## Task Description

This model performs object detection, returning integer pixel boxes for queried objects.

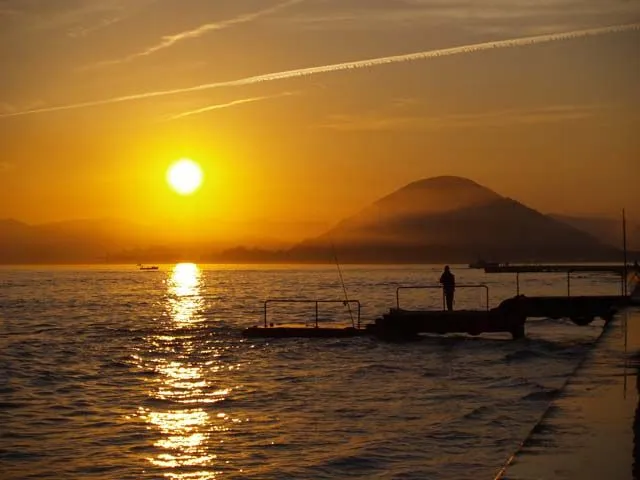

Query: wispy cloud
[0,161,14,172]
[68,15,126,38]
[320,105,607,131]
[0,99,45,115]
[0,5,20,18]
[91,0,304,68]
[167,92,296,120]
[0,102,16,114]
[1,23,638,119]
[1,0,152,32]
[284,0,640,33]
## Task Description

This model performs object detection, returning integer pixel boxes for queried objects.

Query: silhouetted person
[439,265,455,311]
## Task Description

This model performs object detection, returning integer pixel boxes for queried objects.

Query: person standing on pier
[439,265,456,311]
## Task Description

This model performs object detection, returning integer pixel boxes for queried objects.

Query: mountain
[550,214,640,252]
[0,218,157,264]
[288,176,620,263]
[0,217,310,264]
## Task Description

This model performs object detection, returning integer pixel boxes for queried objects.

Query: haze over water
[0,264,627,479]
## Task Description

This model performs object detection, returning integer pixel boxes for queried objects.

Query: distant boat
[468,259,502,269]
[137,264,159,271]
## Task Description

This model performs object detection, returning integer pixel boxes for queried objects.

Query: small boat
[137,264,159,271]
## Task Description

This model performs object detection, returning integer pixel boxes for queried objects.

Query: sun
[166,159,203,195]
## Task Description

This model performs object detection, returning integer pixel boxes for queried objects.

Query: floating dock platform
[242,325,367,338]
[243,299,367,339]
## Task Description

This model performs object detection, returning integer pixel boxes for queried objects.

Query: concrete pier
[484,264,637,274]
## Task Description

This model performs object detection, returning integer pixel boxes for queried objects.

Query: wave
[503,349,550,362]
[521,388,561,402]
[463,405,492,420]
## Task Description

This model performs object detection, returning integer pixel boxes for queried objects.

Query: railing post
[484,285,489,311]
[396,284,490,312]
[264,301,268,327]
[357,301,361,329]
[516,272,520,296]
[315,301,319,328]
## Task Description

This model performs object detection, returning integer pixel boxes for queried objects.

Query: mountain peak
[406,176,484,189]
[368,175,502,217]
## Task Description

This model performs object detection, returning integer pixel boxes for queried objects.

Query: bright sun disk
[167,159,203,195]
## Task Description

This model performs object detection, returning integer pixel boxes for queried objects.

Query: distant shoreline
[1,259,638,267]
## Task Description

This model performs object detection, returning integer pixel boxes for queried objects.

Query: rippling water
[0,264,625,479]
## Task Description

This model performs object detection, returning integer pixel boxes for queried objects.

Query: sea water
[0,264,627,479]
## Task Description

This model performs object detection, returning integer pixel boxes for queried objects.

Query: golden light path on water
[138,263,230,479]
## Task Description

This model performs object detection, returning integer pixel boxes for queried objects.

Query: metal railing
[396,284,490,311]
[263,299,361,328]
[513,270,615,297]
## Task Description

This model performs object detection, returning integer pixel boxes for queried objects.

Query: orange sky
[0,1,639,241]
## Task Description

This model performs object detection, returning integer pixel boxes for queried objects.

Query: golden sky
[0,0,639,240]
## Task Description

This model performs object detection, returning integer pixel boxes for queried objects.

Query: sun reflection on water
[139,263,228,479]
[168,263,204,326]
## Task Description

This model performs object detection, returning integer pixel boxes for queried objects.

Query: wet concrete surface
[498,308,640,480]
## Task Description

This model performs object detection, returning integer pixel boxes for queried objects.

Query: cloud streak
[93,0,304,67]
[0,161,14,172]
[2,22,638,119]
[320,104,607,131]
[167,92,296,120]
[3,0,157,33]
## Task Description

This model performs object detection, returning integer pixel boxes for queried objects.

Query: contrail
[3,23,638,118]
[91,0,304,67]
[166,91,295,120]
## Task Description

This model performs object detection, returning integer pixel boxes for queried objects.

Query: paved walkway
[497,307,640,480]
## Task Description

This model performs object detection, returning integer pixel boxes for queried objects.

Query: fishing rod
[622,208,628,297]
[329,238,355,328]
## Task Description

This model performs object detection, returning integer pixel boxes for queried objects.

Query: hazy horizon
[2,174,638,249]
[2,174,639,265]
[2,173,639,227]
[1,1,639,240]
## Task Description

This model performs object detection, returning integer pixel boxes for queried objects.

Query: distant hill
[0,218,158,264]
[550,214,640,252]
[287,176,620,263]
[0,217,309,264]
